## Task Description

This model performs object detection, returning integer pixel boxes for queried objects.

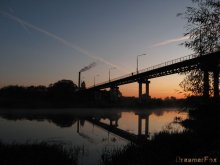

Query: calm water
[0,107,187,165]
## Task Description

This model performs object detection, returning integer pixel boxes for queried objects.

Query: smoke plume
[80,62,96,72]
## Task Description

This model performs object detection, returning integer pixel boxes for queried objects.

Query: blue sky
[0,0,194,97]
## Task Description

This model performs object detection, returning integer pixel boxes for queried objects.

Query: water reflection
[0,108,187,165]
[136,112,150,137]
[0,108,187,141]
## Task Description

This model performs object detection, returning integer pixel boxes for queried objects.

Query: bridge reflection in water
[76,112,151,144]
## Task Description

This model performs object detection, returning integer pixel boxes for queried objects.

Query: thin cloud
[152,36,189,47]
[0,10,129,73]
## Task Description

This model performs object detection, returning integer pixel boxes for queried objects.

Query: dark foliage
[178,0,220,96]
[0,80,80,107]
[0,142,79,165]
[101,101,220,165]
[0,79,125,108]
[48,80,77,101]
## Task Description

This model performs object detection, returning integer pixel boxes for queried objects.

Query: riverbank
[0,96,185,109]
[0,142,79,165]
[100,101,220,165]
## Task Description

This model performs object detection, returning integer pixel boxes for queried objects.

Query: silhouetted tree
[48,79,78,101]
[178,0,220,96]
[0,85,26,98]
[26,85,47,98]
[0,85,48,99]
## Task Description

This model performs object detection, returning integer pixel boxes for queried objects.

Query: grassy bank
[101,102,220,165]
[101,131,220,165]
[0,142,79,165]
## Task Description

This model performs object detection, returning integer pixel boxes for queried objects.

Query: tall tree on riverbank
[178,0,220,96]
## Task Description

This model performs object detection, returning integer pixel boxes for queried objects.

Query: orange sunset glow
[120,74,185,98]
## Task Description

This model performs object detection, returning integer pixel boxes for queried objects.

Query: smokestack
[78,72,81,89]
[78,62,96,89]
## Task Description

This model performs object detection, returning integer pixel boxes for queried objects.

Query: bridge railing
[139,53,198,73]
[88,53,198,88]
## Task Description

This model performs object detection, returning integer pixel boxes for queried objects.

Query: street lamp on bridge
[137,54,147,74]
[109,67,116,82]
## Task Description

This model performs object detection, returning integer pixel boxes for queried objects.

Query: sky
[0,0,194,98]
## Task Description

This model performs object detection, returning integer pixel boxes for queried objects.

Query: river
[0,107,188,165]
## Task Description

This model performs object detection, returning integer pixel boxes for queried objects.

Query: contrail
[0,10,128,73]
[80,62,96,72]
[6,7,30,34]
[151,36,189,47]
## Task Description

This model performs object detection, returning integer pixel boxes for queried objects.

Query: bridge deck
[88,51,220,90]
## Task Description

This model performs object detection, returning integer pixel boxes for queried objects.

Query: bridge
[88,51,220,101]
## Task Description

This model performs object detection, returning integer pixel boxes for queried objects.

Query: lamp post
[94,74,99,86]
[109,67,116,82]
[137,54,146,74]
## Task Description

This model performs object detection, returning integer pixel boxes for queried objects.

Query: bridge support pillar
[145,115,149,136]
[213,70,219,98]
[138,115,142,135]
[137,114,149,137]
[138,81,143,103]
[145,80,150,100]
[203,70,209,98]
